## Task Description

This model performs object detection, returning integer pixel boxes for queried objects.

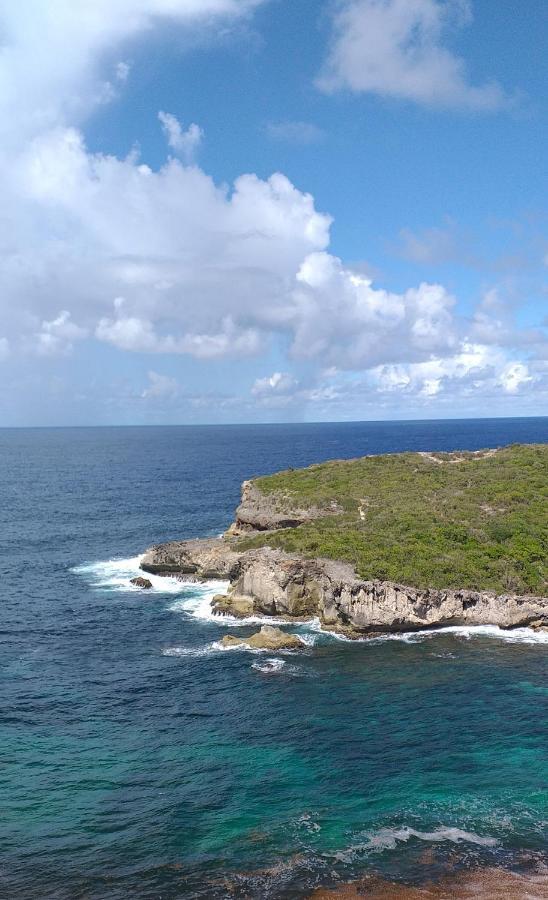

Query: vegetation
[237,444,548,595]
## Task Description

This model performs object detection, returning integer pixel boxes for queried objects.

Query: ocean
[1,418,547,898]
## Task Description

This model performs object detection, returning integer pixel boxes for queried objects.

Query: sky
[0,0,547,426]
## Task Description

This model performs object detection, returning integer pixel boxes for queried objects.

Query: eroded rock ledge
[140,538,548,635]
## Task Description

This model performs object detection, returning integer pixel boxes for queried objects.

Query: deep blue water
[1,418,547,898]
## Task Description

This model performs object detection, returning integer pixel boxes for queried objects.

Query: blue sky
[0,0,546,425]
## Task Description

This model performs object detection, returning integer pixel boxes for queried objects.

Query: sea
[1,417,547,899]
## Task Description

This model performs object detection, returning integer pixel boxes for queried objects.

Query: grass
[236,444,548,595]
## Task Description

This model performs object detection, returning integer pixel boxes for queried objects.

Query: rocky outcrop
[231,547,548,633]
[229,478,342,535]
[130,576,152,589]
[140,537,241,579]
[221,625,304,651]
[211,593,254,618]
[140,537,548,635]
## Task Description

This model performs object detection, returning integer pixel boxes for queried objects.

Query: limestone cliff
[141,539,548,635]
[140,447,548,635]
[228,478,342,534]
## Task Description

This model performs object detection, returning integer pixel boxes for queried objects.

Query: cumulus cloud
[318,0,512,111]
[0,0,264,144]
[158,111,203,161]
[370,342,535,398]
[34,311,87,357]
[0,0,543,421]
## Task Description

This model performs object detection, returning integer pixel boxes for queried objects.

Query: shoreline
[139,447,547,638]
[140,536,548,638]
[308,865,548,899]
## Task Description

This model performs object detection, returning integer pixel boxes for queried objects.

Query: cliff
[140,443,548,635]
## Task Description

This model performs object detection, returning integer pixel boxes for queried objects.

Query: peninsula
[141,443,548,636]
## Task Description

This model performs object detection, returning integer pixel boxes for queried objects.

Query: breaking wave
[72,555,190,595]
[333,824,499,861]
[368,624,548,646]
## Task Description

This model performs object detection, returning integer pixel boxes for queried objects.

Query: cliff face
[140,448,548,634]
[228,478,341,535]
[141,539,548,634]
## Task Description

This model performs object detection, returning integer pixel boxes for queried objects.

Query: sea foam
[73,555,188,594]
[334,824,499,861]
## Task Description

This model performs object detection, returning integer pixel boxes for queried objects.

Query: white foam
[251,657,287,673]
[368,624,548,646]
[162,644,221,658]
[334,825,499,861]
[73,554,193,595]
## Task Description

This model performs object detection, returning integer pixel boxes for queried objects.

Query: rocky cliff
[141,538,548,635]
[227,478,341,535]
[140,448,548,635]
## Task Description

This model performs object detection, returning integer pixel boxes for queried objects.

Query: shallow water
[1,419,547,898]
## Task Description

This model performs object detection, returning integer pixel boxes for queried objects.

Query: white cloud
[291,251,458,366]
[158,111,203,161]
[34,310,87,356]
[498,361,533,394]
[370,342,535,398]
[252,371,298,395]
[141,370,180,399]
[0,1,264,145]
[266,120,325,144]
[0,0,544,421]
[318,0,511,111]
[0,338,10,361]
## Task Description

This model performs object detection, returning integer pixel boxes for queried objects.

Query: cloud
[318,0,512,111]
[158,111,203,161]
[0,0,544,424]
[290,251,458,367]
[141,370,181,399]
[266,120,325,145]
[0,338,10,361]
[370,342,535,398]
[0,0,264,145]
[34,310,87,356]
[252,371,298,395]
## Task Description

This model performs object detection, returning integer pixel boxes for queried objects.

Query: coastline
[139,447,548,638]
[140,537,548,638]
[309,866,548,898]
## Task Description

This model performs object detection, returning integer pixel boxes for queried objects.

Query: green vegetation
[237,444,548,595]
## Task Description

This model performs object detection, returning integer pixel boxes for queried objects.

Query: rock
[130,576,152,589]
[230,547,548,635]
[139,473,548,635]
[220,625,304,651]
[140,537,242,578]
[211,594,255,618]
[230,478,342,535]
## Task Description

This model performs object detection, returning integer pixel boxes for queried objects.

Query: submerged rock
[221,625,304,651]
[130,576,152,589]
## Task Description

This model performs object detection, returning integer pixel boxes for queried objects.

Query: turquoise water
[1,420,547,897]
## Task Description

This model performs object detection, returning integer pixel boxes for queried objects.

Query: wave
[251,657,309,676]
[72,555,194,595]
[162,643,222,658]
[333,824,499,861]
[368,624,548,646]
[251,657,287,673]
[73,557,547,648]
